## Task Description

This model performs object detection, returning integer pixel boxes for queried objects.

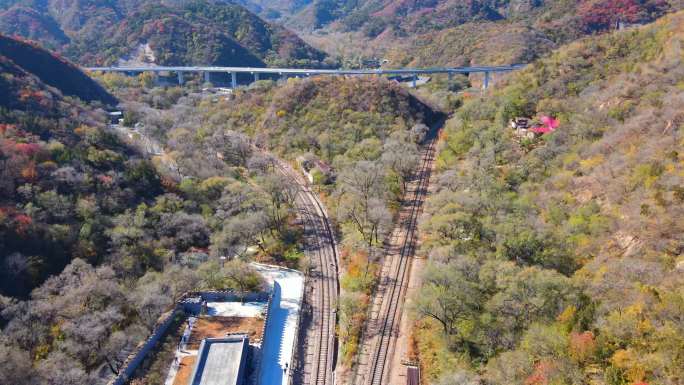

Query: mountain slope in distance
[286,0,676,68]
[0,33,116,106]
[415,9,684,383]
[0,0,327,67]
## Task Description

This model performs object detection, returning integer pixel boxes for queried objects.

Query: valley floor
[161,264,303,385]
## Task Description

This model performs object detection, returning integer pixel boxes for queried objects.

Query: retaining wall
[180,290,270,315]
[286,280,306,385]
[197,290,269,303]
[107,308,182,385]
[256,282,278,385]
[107,289,271,385]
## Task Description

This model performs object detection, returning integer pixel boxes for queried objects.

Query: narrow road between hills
[276,162,339,385]
[351,118,443,385]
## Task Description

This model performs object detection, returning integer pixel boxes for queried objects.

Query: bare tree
[60,307,124,368]
[129,275,174,331]
[413,261,482,339]
[260,172,297,236]
[101,328,144,375]
[37,351,89,385]
[158,212,210,252]
[337,160,390,247]
[210,213,268,259]
[381,134,420,194]
[210,129,253,167]
[223,259,266,297]
[215,181,264,219]
[0,344,37,385]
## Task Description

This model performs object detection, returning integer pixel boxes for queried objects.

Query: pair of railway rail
[355,130,439,385]
[277,164,339,385]
[280,121,438,385]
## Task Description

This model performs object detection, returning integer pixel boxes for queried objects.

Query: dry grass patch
[172,356,196,385]
[187,316,264,349]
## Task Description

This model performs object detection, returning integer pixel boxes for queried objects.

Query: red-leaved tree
[578,0,669,31]
[525,360,558,385]
[569,331,596,362]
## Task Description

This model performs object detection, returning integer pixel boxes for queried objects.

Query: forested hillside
[0,0,327,67]
[0,34,116,105]
[106,75,442,364]
[305,0,670,35]
[384,0,677,67]
[0,35,305,384]
[290,0,678,69]
[413,10,684,384]
[115,76,437,167]
[233,0,313,22]
[2,2,682,384]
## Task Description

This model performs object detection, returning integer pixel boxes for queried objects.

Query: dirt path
[388,254,426,384]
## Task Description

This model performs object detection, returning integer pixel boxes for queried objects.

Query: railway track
[353,128,439,385]
[277,162,338,385]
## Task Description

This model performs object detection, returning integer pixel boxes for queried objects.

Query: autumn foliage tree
[413,10,684,385]
[577,0,669,31]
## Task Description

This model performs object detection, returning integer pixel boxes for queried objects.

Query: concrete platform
[189,335,249,385]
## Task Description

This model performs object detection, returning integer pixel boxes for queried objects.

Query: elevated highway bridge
[86,64,525,89]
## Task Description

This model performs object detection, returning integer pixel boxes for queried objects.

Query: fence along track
[277,162,338,385]
[360,133,437,385]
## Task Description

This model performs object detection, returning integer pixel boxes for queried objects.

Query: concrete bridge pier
[85,65,525,90]
[204,71,211,84]
[448,72,453,87]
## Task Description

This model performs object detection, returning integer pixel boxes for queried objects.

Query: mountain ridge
[0,33,116,106]
[0,0,328,67]
[284,0,677,69]
[413,10,684,383]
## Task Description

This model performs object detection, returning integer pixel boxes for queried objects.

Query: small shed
[108,111,123,125]
[297,155,334,184]
[406,365,420,385]
[510,117,530,130]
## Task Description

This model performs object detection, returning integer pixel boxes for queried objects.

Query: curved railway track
[277,163,338,385]
[354,125,440,385]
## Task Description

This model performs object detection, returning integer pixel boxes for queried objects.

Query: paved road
[87,64,525,76]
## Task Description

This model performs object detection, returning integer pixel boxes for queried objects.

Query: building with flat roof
[189,335,249,385]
